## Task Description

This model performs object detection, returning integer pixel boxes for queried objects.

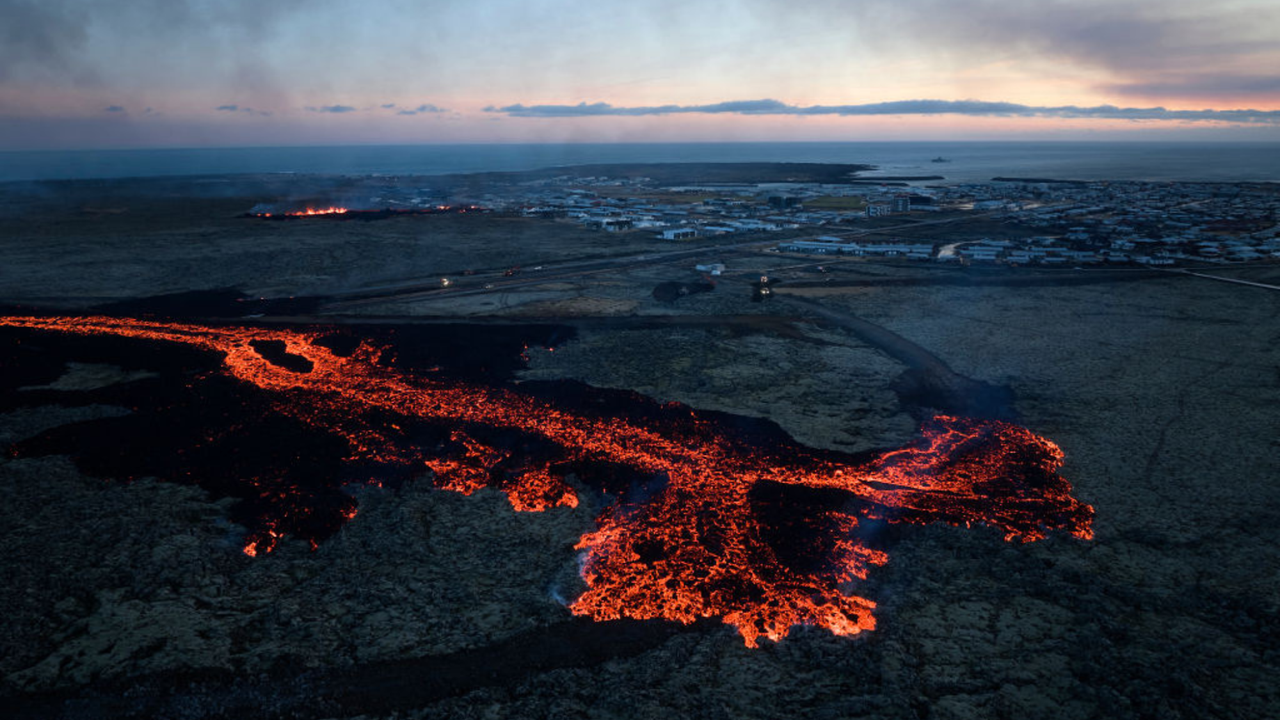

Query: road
[1159,267,1280,291]
[321,209,1035,311]
[320,237,777,311]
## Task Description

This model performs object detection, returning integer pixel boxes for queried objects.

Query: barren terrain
[1,174,1277,719]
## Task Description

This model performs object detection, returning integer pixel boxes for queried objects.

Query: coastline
[4,141,1280,184]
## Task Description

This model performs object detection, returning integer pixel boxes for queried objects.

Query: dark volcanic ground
[1,176,1278,719]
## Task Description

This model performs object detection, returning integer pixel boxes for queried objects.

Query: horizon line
[6,137,1280,154]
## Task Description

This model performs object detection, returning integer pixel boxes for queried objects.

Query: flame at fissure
[0,315,1093,646]
[276,206,349,217]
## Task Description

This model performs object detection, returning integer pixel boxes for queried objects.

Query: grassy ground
[802,195,868,211]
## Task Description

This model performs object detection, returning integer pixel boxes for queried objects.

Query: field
[801,195,869,210]
[2,172,1278,720]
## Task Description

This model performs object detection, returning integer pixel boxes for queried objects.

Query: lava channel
[0,314,1094,646]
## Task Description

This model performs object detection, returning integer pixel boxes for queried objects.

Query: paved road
[1159,268,1280,291]
[322,209,1044,311]
[320,237,778,310]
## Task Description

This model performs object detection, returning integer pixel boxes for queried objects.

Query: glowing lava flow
[256,206,350,218]
[0,315,1094,646]
[289,206,348,216]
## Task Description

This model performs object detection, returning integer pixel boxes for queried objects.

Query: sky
[1,0,1278,149]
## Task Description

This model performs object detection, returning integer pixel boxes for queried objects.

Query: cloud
[788,0,1280,78]
[487,98,1280,124]
[0,0,314,88]
[1103,74,1280,100]
[482,99,792,117]
[0,0,90,81]
[396,103,447,116]
[305,104,357,113]
[102,104,125,112]
[215,103,271,116]
[381,102,396,109]
[729,0,1280,107]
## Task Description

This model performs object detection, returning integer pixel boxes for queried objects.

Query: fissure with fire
[0,315,1093,646]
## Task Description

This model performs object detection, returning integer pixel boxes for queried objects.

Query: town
[475,173,1280,267]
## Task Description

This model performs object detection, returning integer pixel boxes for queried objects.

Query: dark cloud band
[487,99,1280,124]
[216,104,271,116]
[300,103,447,115]
[396,103,447,116]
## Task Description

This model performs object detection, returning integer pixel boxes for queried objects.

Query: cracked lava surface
[0,315,1094,647]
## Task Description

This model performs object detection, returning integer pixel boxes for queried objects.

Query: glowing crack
[1,315,1094,646]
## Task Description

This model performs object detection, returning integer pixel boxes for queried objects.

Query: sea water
[2,142,1278,184]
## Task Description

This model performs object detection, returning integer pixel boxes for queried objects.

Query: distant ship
[931,156,951,163]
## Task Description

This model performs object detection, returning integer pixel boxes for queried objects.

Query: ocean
[1,142,1278,184]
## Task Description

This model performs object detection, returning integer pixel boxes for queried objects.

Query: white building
[661,227,697,240]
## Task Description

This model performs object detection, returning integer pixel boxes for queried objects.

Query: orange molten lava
[257,206,350,217]
[0,315,1094,646]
